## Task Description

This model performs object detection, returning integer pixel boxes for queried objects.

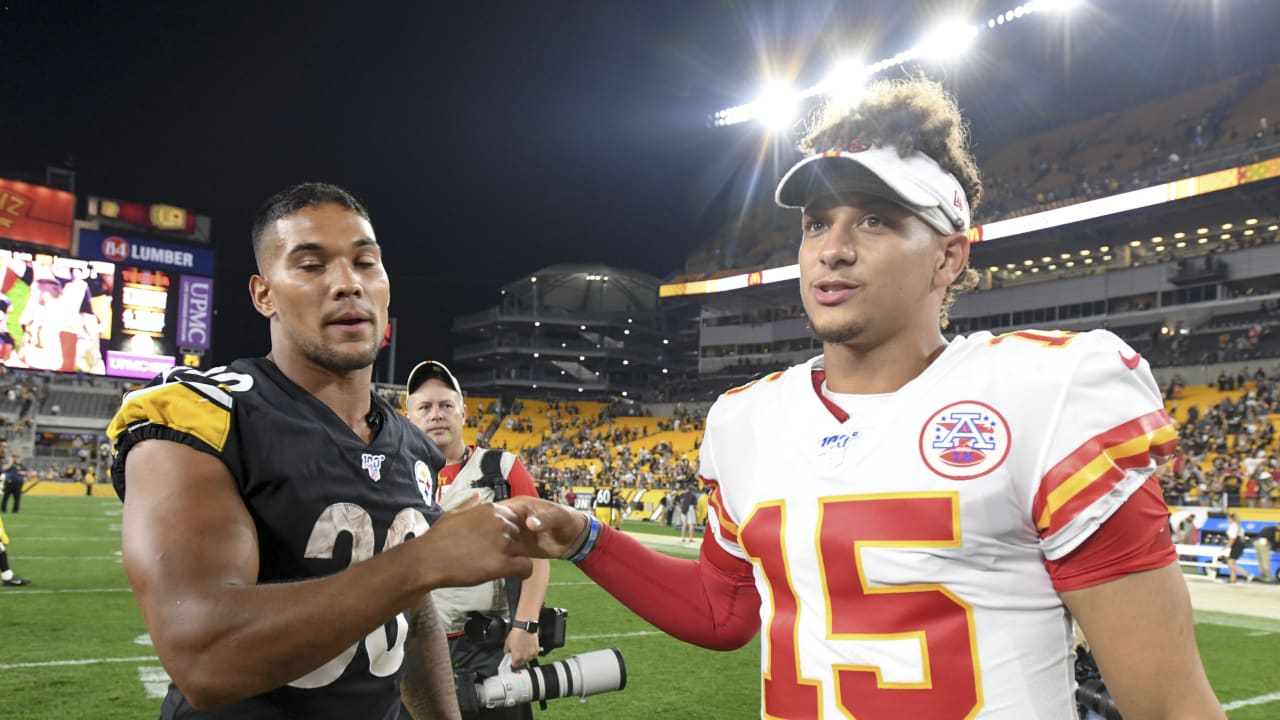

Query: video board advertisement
[0,248,114,374]
[0,178,76,250]
[87,196,212,244]
[75,230,216,379]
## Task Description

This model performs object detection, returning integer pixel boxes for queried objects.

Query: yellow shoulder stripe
[107,382,233,453]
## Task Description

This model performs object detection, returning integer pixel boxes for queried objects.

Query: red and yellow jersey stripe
[1033,409,1177,537]
[703,476,741,544]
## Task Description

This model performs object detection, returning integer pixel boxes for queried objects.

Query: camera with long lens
[456,649,627,715]
[463,606,568,656]
[1074,646,1122,720]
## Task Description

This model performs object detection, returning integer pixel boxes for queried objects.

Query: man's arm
[401,593,462,720]
[122,439,534,710]
[505,496,760,650]
[1061,562,1224,720]
[503,457,550,666]
[505,559,550,666]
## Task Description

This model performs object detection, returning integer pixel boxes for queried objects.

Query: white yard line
[1222,690,1280,712]
[570,630,666,640]
[138,666,171,698]
[0,656,156,670]
[0,587,130,595]
[14,532,120,538]
[20,555,120,560]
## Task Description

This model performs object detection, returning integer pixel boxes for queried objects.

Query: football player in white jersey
[511,79,1224,719]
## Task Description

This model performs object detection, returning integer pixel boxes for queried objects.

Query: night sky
[4,0,1278,383]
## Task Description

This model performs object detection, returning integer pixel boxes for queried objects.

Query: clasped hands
[421,494,592,588]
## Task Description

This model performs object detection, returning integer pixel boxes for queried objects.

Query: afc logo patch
[361,453,387,482]
[918,401,1010,480]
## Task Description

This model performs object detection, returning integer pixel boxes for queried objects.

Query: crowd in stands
[1159,369,1280,507]
[511,401,705,496]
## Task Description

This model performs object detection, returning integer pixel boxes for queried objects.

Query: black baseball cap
[406,360,463,397]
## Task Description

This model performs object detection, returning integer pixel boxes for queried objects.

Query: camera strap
[475,449,522,619]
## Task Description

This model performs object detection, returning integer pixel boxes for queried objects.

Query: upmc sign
[79,229,214,275]
[177,275,213,350]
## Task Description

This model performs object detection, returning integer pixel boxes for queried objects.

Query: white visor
[775,143,971,235]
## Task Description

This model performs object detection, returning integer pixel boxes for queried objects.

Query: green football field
[0,496,1276,719]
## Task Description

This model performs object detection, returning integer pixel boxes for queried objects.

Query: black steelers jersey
[108,358,445,720]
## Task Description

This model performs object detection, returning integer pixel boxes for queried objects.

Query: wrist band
[559,513,592,560]
[566,515,602,564]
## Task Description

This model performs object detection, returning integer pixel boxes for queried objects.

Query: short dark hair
[250,182,371,263]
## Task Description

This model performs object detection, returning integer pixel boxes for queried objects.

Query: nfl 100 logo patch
[362,453,387,481]
[918,401,1010,480]
[816,430,861,467]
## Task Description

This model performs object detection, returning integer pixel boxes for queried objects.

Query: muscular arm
[1061,562,1224,720]
[121,439,533,710]
[401,593,462,720]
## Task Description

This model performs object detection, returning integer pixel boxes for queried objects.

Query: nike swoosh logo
[1119,351,1142,370]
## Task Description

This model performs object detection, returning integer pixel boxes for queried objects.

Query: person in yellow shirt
[0,515,30,586]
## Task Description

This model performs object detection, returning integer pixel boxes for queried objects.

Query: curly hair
[800,78,982,328]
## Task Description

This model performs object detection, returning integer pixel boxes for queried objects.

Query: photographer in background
[406,361,549,720]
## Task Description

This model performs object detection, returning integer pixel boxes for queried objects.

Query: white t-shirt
[699,329,1174,719]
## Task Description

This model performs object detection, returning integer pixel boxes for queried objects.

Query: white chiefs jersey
[700,329,1175,720]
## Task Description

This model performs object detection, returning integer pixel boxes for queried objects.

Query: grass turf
[0,497,1275,718]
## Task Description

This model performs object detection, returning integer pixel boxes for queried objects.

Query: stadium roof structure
[497,263,662,316]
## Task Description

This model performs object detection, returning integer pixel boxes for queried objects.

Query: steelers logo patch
[414,460,431,497]
[918,401,1010,480]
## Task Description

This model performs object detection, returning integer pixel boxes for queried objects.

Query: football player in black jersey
[109,183,540,719]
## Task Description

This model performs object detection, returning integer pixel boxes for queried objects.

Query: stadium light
[711,2,1082,128]
[753,82,800,131]
[914,19,979,62]
[1029,0,1081,13]
[820,60,868,108]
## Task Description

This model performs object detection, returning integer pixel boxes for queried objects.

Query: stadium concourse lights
[710,0,1078,128]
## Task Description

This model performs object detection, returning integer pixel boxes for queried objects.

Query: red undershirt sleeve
[577,524,761,650]
[1045,474,1176,592]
